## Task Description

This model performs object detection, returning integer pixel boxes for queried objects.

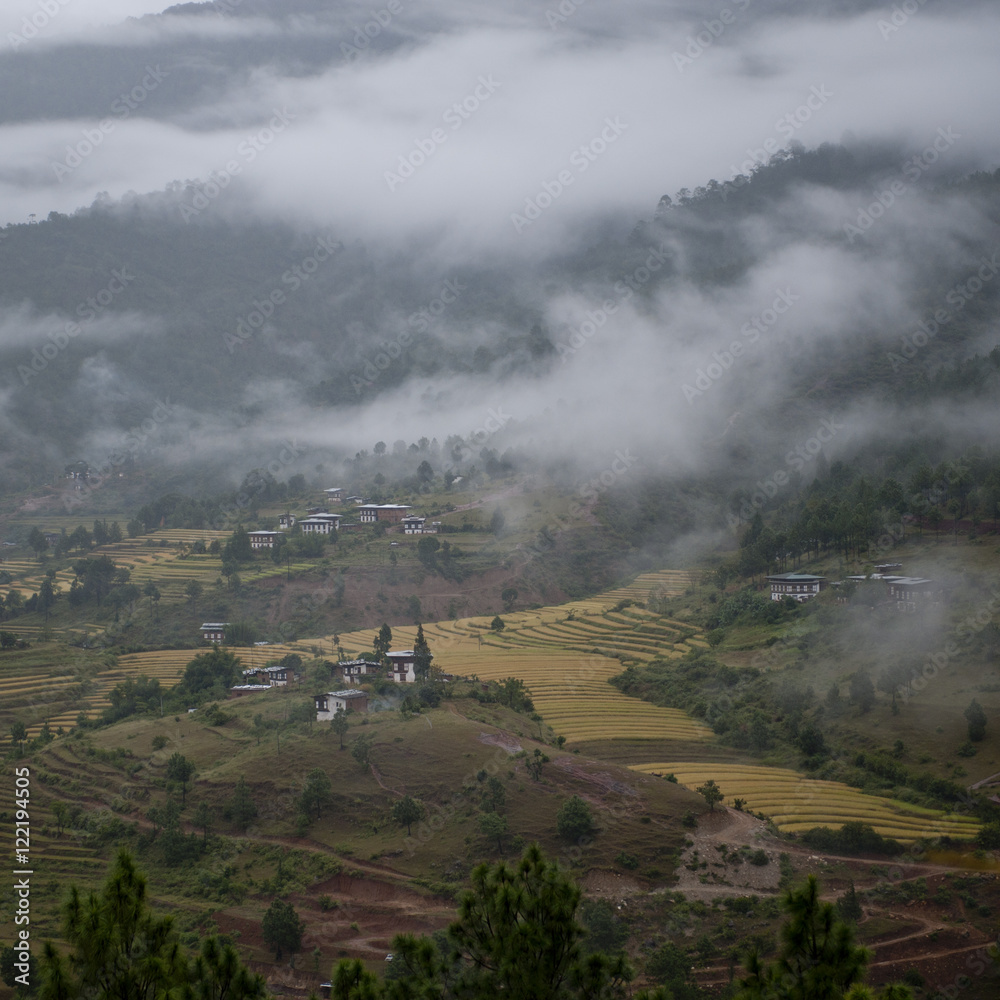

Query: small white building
[767,573,826,602]
[229,684,271,698]
[200,622,229,643]
[259,664,296,686]
[357,504,413,524]
[323,488,344,503]
[884,576,936,612]
[401,515,426,534]
[315,690,369,719]
[339,659,381,685]
[278,513,296,529]
[248,530,284,550]
[300,513,342,535]
[387,650,416,684]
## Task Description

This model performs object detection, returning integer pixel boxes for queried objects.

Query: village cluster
[767,563,940,613]
[205,635,421,717]
[250,487,441,547]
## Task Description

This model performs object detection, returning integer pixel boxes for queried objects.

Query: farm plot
[0,557,77,600]
[628,762,980,843]
[332,576,711,744]
[340,598,705,665]
[18,645,304,737]
[600,570,700,604]
[341,618,713,745]
[441,648,711,744]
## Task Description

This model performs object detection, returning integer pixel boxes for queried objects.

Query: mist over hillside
[0,0,998,559]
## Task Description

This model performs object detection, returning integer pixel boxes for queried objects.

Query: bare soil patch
[673,807,782,900]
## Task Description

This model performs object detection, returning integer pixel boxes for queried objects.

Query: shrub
[749,849,769,866]
[556,796,595,841]
[975,822,1000,850]
[801,822,901,857]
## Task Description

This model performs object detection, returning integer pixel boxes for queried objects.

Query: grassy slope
[1,694,702,972]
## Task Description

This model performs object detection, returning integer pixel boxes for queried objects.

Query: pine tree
[373,622,392,660]
[413,623,433,679]
[261,899,305,962]
[225,776,258,832]
[387,845,630,1000]
[391,796,423,836]
[39,848,188,1000]
[836,881,863,924]
[965,698,987,741]
[697,779,724,812]
[736,875,871,1000]
[330,708,350,750]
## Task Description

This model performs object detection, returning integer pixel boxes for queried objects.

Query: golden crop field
[335,603,713,745]
[340,602,704,665]
[19,644,304,737]
[628,762,980,842]
[0,528,303,612]
[600,569,700,604]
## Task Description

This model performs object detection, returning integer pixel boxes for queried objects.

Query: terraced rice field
[0,817,102,874]
[628,763,980,842]
[444,650,712,743]
[17,645,304,737]
[600,569,700,604]
[336,601,712,744]
[341,605,704,664]
[0,528,304,614]
[0,557,78,601]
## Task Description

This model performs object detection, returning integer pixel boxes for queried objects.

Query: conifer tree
[413,623,433,680]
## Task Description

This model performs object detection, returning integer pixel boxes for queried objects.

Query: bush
[749,849,769,866]
[975,821,1000,850]
[802,822,901,857]
[614,852,639,870]
[556,796,595,841]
